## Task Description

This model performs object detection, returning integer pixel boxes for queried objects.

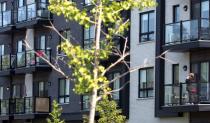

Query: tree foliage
[48,0,156,122]
[47,100,65,123]
[97,98,126,123]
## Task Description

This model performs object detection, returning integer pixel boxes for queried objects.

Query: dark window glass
[108,72,120,101]
[82,95,90,110]
[139,68,154,98]
[58,78,70,104]
[84,25,95,49]
[173,5,180,22]
[172,64,179,84]
[12,85,21,98]
[140,11,155,42]
[38,82,48,97]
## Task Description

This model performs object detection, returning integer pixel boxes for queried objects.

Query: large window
[140,11,155,42]
[139,67,154,98]
[38,82,48,97]
[84,25,95,49]
[58,78,70,104]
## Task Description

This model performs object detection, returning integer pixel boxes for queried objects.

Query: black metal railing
[164,82,210,106]
[16,49,51,68]
[0,10,12,27]
[165,18,210,45]
[17,2,50,23]
[0,97,50,116]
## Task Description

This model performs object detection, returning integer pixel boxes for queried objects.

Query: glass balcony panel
[26,51,35,66]
[164,84,180,106]
[2,55,10,70]
[0,99,9,115]
[27,4,36,19]
[25,97,33,114]
[18,6,26,22]
[36,50,50,65]
[200,19,210,40]
[15,98,24,114]
[199,82,210,102]
[17,52,26,67]
[165,23,181,44]
[2,11,11,26]
[180,83,189,105]
[182,20,198,41]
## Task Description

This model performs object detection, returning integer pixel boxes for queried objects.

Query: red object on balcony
[36,51,44,57]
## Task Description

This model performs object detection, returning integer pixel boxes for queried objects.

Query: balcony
[0,97,50,119]
[0,10,14,33]
[0,54,16,76]
[15,49,52,74]
[163,19,210,52]
[163,82,210,112]
[16,2,51,28]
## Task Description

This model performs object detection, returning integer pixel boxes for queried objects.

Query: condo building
[0,0,129,123]
[130,0,210,123]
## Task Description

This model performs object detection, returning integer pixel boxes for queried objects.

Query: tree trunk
[89,88,98,123]
[88,1,102,123]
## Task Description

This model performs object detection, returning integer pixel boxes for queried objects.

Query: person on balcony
[185,73,198,104]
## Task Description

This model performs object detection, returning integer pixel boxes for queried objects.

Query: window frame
[58,78,70,104]
[109,72,121,101]
[138,67,154,98]
[83,25,95,49]
[58,29,71,54]
[172,64,179,84]
[139,11,155,43]
[81,95,90,110]
[173,5,180,23]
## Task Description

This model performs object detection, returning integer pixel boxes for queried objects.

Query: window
[39,35,46,50]
[17,40,24,52]
[27,0,35,5]
[140,11,155,42]
[0,45,4,56]
[61,29,71,41]
[18,0,24,7]
[84,25,95,49]
[12,85,21,98]
[139,67,154,98]
[201,0,209,18]
[172,64,179,84]
[82,95,90,110]
[84,0,91,5]
[38,82,48,97]
[58,29,71,54]
[173,5,180,22]
[58,78,70,104]
[0,2,6,12]
[0,86,3,99]
[108,72,120,102]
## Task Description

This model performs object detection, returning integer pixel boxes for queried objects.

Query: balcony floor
[163,40,210,52]
[162,103,210,113]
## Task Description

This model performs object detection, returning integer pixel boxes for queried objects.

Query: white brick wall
[128,0,191,122]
